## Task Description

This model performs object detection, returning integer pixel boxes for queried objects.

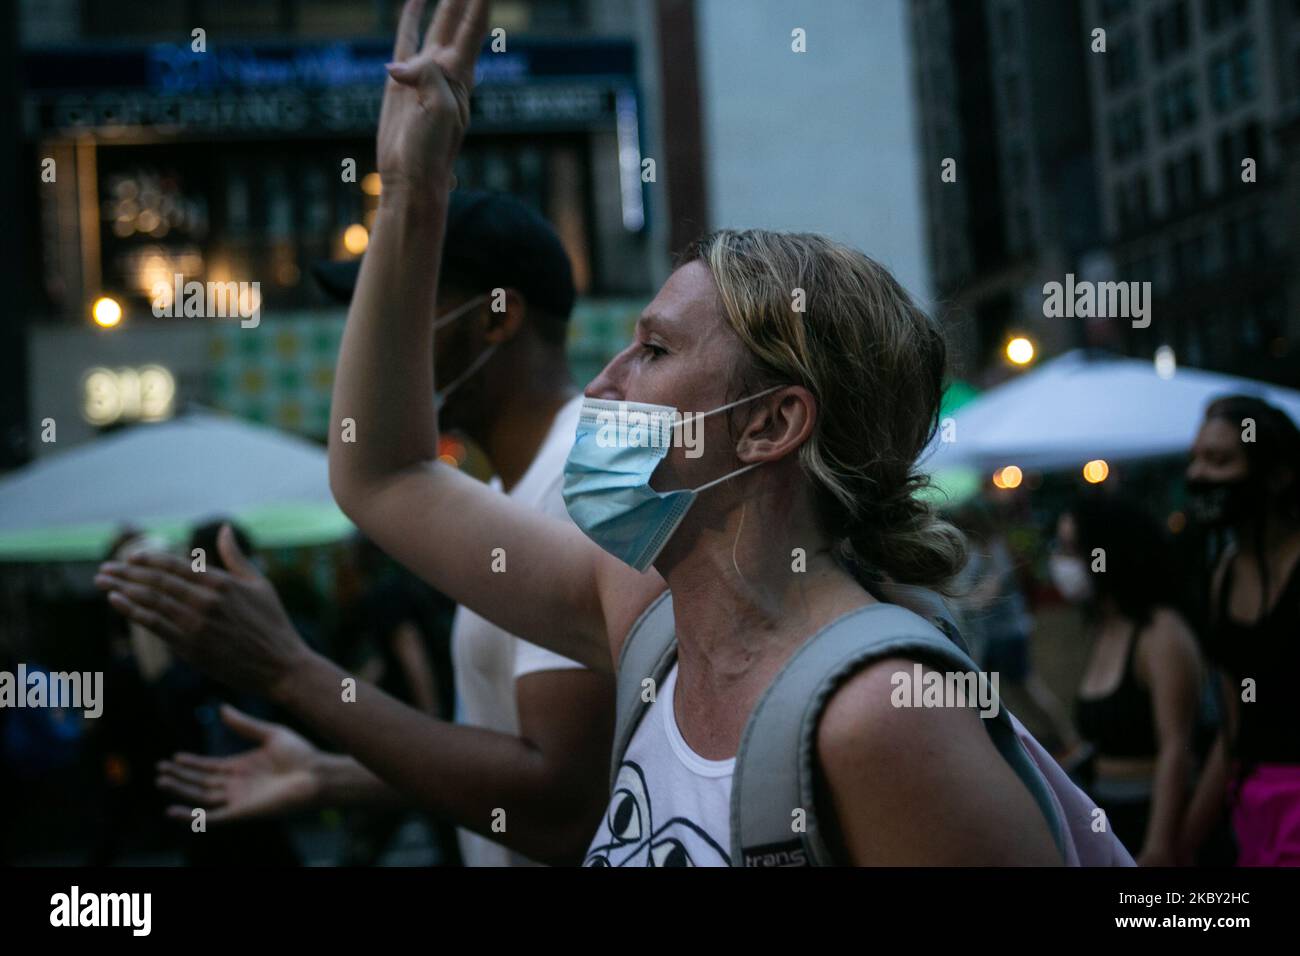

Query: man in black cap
[155,191,614,867]
[311,189,579,457]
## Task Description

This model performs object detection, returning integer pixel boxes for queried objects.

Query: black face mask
[1185,477,1256,527]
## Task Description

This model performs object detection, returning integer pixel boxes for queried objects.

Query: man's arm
[512,667,617,863]
[306,657,613,863]
[101,530,609,863]
[272,650,608,863]
[326,0,662,671]
[157,688,608,865]
[307,667,612,863]
[312,752,408,808]
[158,710,602,863]
[156,705,406,822]
[816,657,1063,865]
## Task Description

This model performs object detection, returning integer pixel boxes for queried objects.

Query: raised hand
[378,0,491,196]
[157,705,322,824]
[94,523,310,696]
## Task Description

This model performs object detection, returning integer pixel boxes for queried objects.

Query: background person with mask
[155,190,615,867]
[1180,396,1300,866]
[1050,496,1202,865]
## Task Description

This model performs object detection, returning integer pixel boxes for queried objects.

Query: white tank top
[584,663,734,866]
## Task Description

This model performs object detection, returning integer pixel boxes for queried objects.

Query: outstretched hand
[156,704,322,824]
[378,0,491,196]
[94,523,310,697]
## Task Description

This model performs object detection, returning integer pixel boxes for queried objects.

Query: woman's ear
[738,386,816,463]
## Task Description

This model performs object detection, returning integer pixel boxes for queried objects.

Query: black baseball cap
[311,189,576,319]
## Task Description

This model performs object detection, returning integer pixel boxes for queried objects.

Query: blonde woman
[97,0,1063,865]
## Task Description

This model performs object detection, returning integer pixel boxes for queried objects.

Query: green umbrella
[0,410,355,563]
[915,467,982,508]
[939,380,979,417]
[913,382,983,507]
[0,501,353,563]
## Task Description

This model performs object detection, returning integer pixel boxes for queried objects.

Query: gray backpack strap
[609,590,677,788]
[731,601,1066,866]
[869,579,972,656]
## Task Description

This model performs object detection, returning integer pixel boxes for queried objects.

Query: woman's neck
[658,492,873,757]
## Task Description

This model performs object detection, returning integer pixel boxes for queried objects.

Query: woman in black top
[1051,497,1203,865]
[1181,396,1300,866]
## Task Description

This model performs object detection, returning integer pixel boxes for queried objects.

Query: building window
[1106,32,1142,91]
[1204,0,1251,33]
[1150,1,1191,64]
[1135,174,1152,223]
[1209,39,1258,112]
[1109,102,1146,161]
[1234,41,1258,101]
[1163,150,1203,211]
[1115,173,1152,231]
[1218,121,1263,187]
[1156,70,1199,137]
[1114,184,1131,231]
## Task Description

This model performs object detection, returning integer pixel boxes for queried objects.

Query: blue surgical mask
[562,386,785,571]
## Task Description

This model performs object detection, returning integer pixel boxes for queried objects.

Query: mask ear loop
[689,460,762,494]
[668,384,786,490]
[436,342,499,405]
[433,292,491,331]
[433,293,496,406]
[669,383,788,434]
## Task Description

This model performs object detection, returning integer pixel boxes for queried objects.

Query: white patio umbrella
[920,350,1300,475]
[0,409,353,561]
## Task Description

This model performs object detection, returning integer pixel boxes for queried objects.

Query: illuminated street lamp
[92,296,123,328]
[1005,336,1035,366]
[343,224,369,255]
[992,465,1023,489]
[1082,459,1109,483]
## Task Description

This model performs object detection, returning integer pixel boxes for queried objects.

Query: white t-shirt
[584,663,734,866]
[451,395,586,867]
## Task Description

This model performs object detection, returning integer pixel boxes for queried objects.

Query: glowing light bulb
[92,297,123,328]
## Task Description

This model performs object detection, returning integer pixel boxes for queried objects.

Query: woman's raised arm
[328,0,649,668]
